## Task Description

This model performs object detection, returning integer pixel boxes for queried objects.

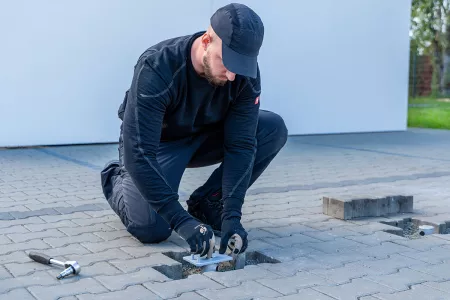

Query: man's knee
[127,223,172,244]
[258,110,288,151]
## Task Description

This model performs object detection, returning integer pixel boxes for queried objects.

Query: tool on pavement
[28,251,81,279]
[183,233,244,272]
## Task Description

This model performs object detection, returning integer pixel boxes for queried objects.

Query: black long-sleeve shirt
[119,31,261,230]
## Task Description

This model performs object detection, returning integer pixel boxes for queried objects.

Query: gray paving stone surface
[1,128,450,299]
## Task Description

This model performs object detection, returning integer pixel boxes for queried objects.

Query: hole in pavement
[152,250,280,280]
[380,217,449,239]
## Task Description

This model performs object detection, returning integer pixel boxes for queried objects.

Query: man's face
[202,35,236,87]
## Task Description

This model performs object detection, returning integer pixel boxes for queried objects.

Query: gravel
[402,220,422,239]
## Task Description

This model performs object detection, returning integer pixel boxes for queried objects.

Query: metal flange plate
[183,253,233,267]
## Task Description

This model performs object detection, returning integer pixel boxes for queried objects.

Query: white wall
[0,0,411,147]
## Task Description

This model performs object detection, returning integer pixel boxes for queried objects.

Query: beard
[203,53,227,87]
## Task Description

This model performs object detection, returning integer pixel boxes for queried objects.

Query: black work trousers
[100,110,288,243]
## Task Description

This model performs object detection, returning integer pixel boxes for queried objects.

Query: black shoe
[187,190,223,237]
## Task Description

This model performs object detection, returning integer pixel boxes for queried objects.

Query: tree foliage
[410,0,447,55]
[410,0,450,95]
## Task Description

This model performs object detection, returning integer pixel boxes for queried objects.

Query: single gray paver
[0,271,55,294]
[0,267,11,280]
[144,274,223,299]
[72,215,119,226]
[202,265,280,287]
[254,289,336,299]
[0,205,29,213]
[259,224,319,237]
[309,261,386,284]
[365,268,439,292]
[340,222,403,235]
[0,235,11,245]
[313,278,397,299]
[25,202,73,211]
[24,220,79,232]
[9,208,61,219]
[76,285,161,300]
[0,288,37,300]
[119,243,186,257]
[408,261,450,280]
[28,277,107,300]
[339,241,419,259]
[0,217,45,228]
[263,259,331,277]
[422,281,450,293]
[92,229,131,241]
[302,226,364,242]
[70,261,122,278]
[39,212,91,223]
[197,281,283,300]
[41,244,92,258]
[373,283,450,299]
[262,233,323,247]
[58,223,115,236]
[0,199,40,208]
[247,228,278,239]
[400,245,450,264]
[83,210,116,218]
[0,225,30,234]
[65,248,132,266]
[390,235,450,251]
[255,244,320,262]
[256,271,333,295]
[344,231,406,246]
[359,253,431,274]
[94,202,112,210]
[167,292,209,299]
[95,267,169,291]
[5,261,53,277]
[302,237,366,254]
[0,251,31,264]
[0,212,14,220]
[54,204,104,214]
[103,221,127,230]
[109,253,179,273]
[81,237,142,252]
[44,233,103,247]
[7,228,66,243]
[0,240,49,255]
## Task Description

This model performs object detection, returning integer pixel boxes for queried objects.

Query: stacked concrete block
[323,195,413,220]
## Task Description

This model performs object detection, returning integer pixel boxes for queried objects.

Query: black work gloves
[219,216,248,256]
[176,218,214,256]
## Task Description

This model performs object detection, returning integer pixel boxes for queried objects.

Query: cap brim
[222,42,257,78]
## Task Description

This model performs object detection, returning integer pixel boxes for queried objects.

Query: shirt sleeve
[121,60,191,230]
[221,70,261,220]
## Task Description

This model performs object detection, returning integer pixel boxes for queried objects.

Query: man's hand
[219,217,248,257]
[176,218,214,256]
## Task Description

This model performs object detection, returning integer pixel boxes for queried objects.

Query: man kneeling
[100,3,287,257]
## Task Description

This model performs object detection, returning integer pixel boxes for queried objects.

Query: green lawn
[408,97,450,129]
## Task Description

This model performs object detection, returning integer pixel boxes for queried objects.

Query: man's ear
[201,33,212,51]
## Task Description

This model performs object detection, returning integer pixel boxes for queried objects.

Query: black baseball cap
[210,3,264,78]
